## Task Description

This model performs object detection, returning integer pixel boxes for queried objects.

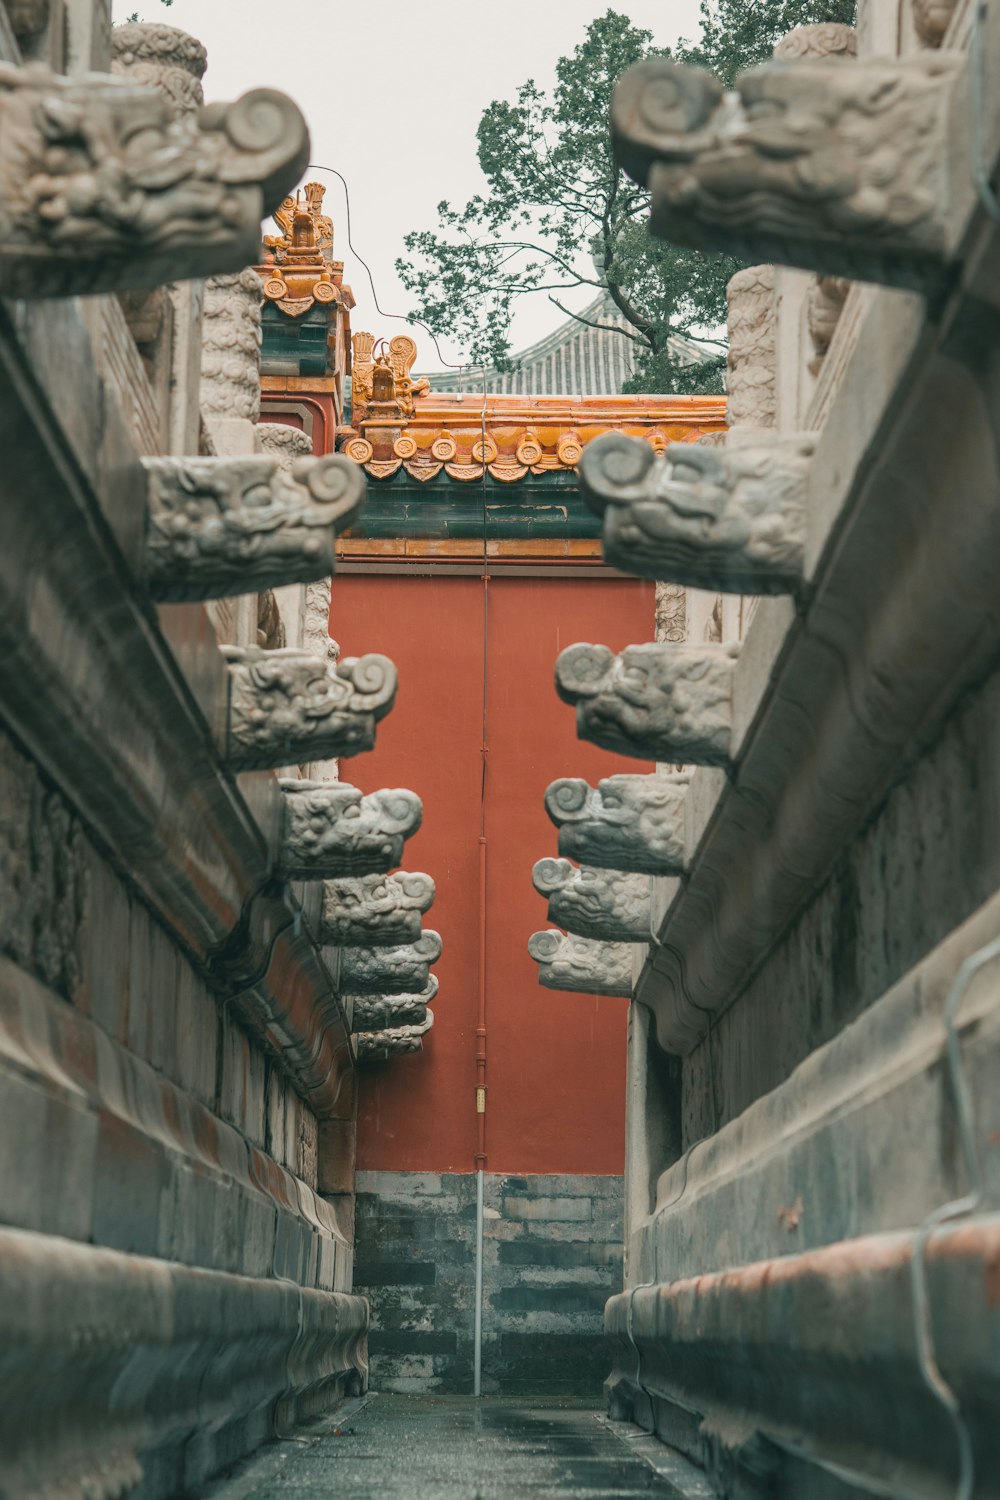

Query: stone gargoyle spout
[279,781,423,879]
[0,63,310,296]
[544,772,689,875]
[610,52,962,288]
[532,857,652,944]
[579,431,812,595]
[143,454,365,602]
[224,649,397,771]
[555,641,737,766]
[527,931,634,998]
[339,931,442,996]
[320,872,436,948]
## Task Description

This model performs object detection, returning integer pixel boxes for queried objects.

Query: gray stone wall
[355,1170,623,1395]
[681,656,1000,1146]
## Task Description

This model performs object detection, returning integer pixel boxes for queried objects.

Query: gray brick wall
[354,1170,623,1396]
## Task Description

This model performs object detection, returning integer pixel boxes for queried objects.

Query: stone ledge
[628,883,1000,1285]
[606,1215,1000,1496]
[0,302,352,1115]
[638,260,1000,1052]
[0,955,352,1288]
[0,1226,368,1500]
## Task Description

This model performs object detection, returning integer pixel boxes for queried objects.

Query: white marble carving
[527,931,633,998]
[579,430,811,594]
[0,66,309,297]
[610,54,962,287]
[772,22,857,59]
[224,649,397,770]
[321,872,435,947]
[355,1010,434,1061]
[726,265,776,430]
[279,780,423,878]
[545,772,689,875]
[912,0,959,47]
[339,932,442,996]
[555,642,737,765]
[111,22,206,115]
[201,269,264,429]
[143,453,365,601]
[807,275,852,376]
[532,858,652,943]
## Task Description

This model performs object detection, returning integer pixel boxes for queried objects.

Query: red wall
[333,572,654,1176]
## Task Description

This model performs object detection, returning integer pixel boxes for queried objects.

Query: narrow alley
[198,1396,706,1499]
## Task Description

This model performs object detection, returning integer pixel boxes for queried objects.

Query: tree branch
[547,295,643,344]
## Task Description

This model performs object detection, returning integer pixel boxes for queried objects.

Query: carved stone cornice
[579,430,811,594]
[279,780,423,879]
[532,858,652,943]
[545,772,689,875]
[807,275,852,376]
[111,22,207,115]
[555,642,737,766]
[339,932,442,996]
[224,650,397,771]
[355,1010,434,1061]
[0,65,310,298]
[201,269,263,426]
[726,265,775,430]
[320,872,435,947]
[349,979,437,1033]
[142,453,365,602]
[610,53,963,287]
[528,931,633,997]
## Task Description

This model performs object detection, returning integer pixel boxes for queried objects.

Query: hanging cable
[306,162,476,373]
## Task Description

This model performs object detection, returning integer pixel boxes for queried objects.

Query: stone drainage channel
[199,1394,715,1499]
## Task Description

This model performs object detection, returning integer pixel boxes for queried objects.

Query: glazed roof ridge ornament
[532,858,652,943]
[142,453,365,601]
[610,51,964,288]
[279,781,423,878]
[544,772,690,876]
[0,63,310,297]
[528,931,634,998]
[555,641,737,766]
[578,430,812,594]
[224,650,397,771]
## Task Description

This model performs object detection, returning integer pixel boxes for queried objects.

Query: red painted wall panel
[334,572,654,1176]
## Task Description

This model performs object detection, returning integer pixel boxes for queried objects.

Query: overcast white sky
[116,1,704,369]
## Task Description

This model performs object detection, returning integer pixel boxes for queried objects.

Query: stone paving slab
[199,1394,688,1498]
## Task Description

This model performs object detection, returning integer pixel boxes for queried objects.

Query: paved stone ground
[199,1394,682,1498]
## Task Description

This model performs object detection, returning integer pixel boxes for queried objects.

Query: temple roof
[336,338,725,547]
[416,292,709,398]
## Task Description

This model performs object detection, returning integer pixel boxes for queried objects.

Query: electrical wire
[306,162,477,374]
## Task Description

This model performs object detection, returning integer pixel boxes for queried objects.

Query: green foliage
[678,0,856,85]
[398,2,854,394]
